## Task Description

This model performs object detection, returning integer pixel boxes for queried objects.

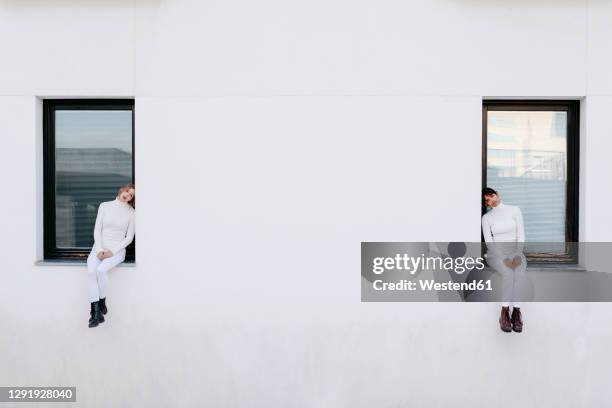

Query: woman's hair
[117,183,136,209]
[482,187,498,198]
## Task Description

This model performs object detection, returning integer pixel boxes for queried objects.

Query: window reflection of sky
[56,110,132,153]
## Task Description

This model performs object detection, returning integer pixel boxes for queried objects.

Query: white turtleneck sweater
[92,198,136,255]
[481,201,525,257]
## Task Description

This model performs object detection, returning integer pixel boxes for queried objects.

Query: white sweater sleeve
[482,215,493,243]
[514,207,525,252]
[92,204,105,253]
[482,215,501,258]
[108,211,135,255]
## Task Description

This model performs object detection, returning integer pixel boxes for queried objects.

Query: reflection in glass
[487,111,567,255]
[55,110,133,249]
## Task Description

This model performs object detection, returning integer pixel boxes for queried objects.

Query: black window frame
[482,100,580,264]
[43,99,136,262]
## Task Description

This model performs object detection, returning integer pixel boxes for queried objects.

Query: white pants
[488,252,527,308]
[87,248,126,303]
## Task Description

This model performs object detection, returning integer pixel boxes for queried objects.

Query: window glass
[487,110,567,254]
[54,110,133,249]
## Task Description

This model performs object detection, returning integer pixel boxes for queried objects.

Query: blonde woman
[87,183,136,328]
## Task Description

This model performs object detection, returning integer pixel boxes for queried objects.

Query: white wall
[1,0,612,406]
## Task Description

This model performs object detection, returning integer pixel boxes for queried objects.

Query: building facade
[1,0,612,406]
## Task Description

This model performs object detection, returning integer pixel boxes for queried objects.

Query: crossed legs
[87,249,126,303]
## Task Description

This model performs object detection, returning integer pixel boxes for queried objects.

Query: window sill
[484,265,586,273]
[35,260,136,267]
[526,264,586,272]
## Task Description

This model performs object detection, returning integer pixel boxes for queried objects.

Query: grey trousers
[488,252,527,308]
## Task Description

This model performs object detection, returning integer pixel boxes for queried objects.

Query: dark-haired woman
[481,187,526,333]
[86,183,136,328]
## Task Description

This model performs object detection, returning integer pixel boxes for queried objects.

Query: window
[482,101,579,263]
[43,100,135,261]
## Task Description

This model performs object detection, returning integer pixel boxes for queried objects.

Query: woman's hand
[503,256,523,271]
[97,250,114,260]
[503,257,522,271]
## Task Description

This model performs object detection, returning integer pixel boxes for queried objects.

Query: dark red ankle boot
[499,306,512,333]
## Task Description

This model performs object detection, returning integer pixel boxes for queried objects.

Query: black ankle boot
[88,301,104,328]
[99,298,107,315]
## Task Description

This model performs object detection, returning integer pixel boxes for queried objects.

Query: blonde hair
[117,183,136,209]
